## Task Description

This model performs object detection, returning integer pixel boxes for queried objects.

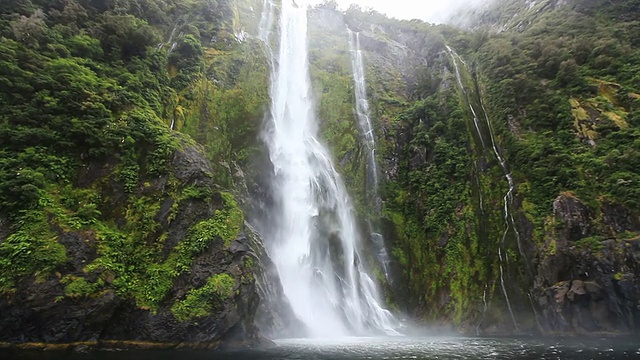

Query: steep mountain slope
[0,0,638,346]
[316,0,640,334]
[0,0,278,349]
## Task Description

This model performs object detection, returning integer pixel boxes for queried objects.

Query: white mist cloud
[307,0,490,24]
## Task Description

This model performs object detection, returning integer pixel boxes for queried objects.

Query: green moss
[123,195,162,241]
[613,272,623,281]
[171,273,235,321]
[183,191,244,249]
[181,185,214,200]
[575,235,605,253]
[391,246,408,267]
[86,190,244,311]
[619,231,640,241]
[0,210,67,293]
[62,276,104,298]
[547,239,557,256]
[243,256,254,269]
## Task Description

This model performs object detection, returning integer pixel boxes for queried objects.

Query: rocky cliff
[0,0,283,349]
[533,194,640,335]
[305,0,640,335]
[0,0,639,346]
[0,142,275,349]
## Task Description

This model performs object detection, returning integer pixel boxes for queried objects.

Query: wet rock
[172,145,215,186]
[0,214,10,243]
[567,279,586,301]
[0,146,270,349]
[602,201,640,234]
[552,193,593,242]
[532,194,640,335]
[534,238,640,335]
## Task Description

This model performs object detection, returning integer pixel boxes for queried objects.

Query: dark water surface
[2,336,640,360]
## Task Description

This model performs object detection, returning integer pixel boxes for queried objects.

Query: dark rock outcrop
[533,194,640,335]
[552,194,594,242]
[246,224,306,339]
[0,145,276,350]
[0,215,9,243]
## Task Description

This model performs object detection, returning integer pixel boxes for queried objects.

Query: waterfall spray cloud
[318,0,495,24]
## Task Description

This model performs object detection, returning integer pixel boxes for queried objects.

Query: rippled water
[3,336,640,360]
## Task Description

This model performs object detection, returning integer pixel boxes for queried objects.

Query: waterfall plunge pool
[2,336,640,359]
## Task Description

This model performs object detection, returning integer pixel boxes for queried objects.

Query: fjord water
[3,337,640,359]
[259,0,396,337]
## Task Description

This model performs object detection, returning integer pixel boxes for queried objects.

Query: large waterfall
[259,1,397,337]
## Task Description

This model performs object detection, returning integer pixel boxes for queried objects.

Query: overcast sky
[307,0,488,24]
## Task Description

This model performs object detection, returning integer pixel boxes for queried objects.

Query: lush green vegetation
[1,0,638,334]
[467,0,640,235]
[0,0,262,321]
[171,273,235,321]
[336,0,640,328]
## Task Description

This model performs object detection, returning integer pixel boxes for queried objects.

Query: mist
[329,0,494,24]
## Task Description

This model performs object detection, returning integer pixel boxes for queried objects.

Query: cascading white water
[347,29,392,282]
[258,0,276,44]
[260,0,397,338]
[348,30,379,196]
[446,46,486,150]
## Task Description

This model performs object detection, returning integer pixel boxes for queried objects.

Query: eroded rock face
[0,215,9,243]
[0,147,273,349]
[602,201,640,234]
[552,194,594,242]
[533,194,640,335]
[246,224,306,339]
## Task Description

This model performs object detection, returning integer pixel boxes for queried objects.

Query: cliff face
[0,145,267,348]
[0,0,639,345]
[306,0,640,335]
[533,194,640,335]
[0,0,281,349]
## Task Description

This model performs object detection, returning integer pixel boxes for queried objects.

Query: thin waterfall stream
[347,29,392,283]
[446,46,520,331]
[258,0,398,338]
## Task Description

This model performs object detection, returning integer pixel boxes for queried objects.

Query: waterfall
[348,30,379,198]
[258,0,276,44]
[259,0,397,338]
[448,48,531,274]
[446,45,522,330]
[347,29,392,283]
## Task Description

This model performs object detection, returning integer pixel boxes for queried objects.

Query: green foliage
[575,236,605,253]
[80,189,243,310]
[184,192,244,249]
[471,0,640,225]
[171,273,235,321]
[380,84,496,322]
[62,275,104,298]
[97,14,159,60]
[0,210,67,292]
[182,185,215,200]
[169,34,204,90]
[0,0,251,324]
[183,42,268,160]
